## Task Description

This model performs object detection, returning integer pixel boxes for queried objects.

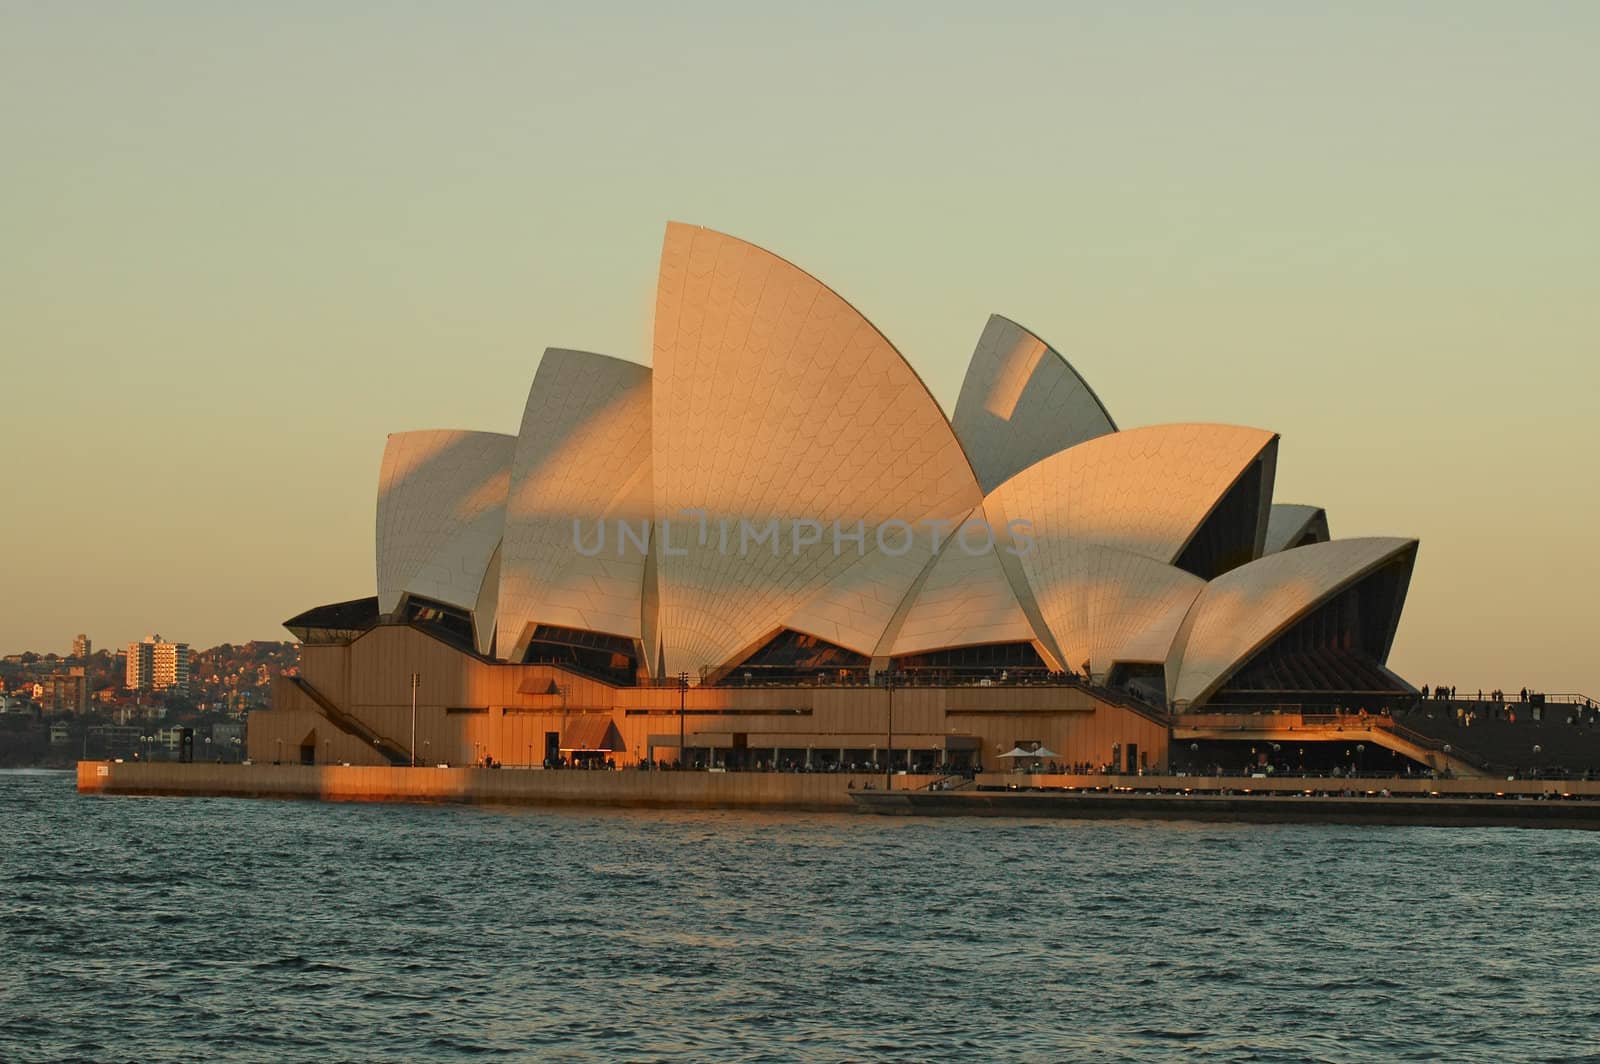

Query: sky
[2,2,1595,695]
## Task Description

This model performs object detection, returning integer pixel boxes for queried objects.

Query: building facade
[126,636,190,694]
[38,668,90,714]
[251,223,1420,770]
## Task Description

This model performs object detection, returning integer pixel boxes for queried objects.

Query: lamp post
[409,673,421,768]
[884,670,895,792]
[678,671,688,769]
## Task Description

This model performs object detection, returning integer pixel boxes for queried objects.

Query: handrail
[290,677,412,766]
[1417,691,1597,707]
[1172,710,1492,771]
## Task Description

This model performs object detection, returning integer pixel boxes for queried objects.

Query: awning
[560,716,623,752]
[517,677,563,695]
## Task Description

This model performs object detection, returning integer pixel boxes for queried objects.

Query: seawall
[76,762,1600,827]
[853,789,1600,829]
[75,761,934,811]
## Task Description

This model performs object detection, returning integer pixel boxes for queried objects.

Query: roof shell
[495,349,654,661]
[1263,503,1331,554]
[952,314,1116,493]
[375,429,514,618]
[884,529,1041,658]
[1166,536,1419,707]
[650,222,982,677]
[982,423,1277,677]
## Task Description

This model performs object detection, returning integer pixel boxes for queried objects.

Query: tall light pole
[678,671,689,769]
[409,672,421,768]
[884,670,895,792]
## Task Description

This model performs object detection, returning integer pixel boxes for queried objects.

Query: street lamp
[409,673,421,768]
[678,671,689,769]
[884,670,895,792]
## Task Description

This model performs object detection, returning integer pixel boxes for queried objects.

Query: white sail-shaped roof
[952,315,1117,493]
[472,543,502,656]
[375,429,514,616]
[884,531,1040,658]
[651,222,982,677]
[495,349,654,662]
[982,423,1276,678]
[1166,536,1419,707]
[1062,544,1205,672]
[1263,504,1330,554]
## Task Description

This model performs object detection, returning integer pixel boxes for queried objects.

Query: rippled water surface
[3,770,1599,1062]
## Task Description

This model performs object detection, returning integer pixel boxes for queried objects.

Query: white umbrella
[1030,746,1062,760]
[999,746,1037,758]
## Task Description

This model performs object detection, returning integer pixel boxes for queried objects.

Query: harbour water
[2,769,1597,1062]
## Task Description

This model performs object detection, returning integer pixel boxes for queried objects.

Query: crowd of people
[1415,684,1589,708]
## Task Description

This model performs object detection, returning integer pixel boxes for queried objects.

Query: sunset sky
[3,3,1595,695]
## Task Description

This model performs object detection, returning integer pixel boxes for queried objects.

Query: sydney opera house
[251,223,1420,773]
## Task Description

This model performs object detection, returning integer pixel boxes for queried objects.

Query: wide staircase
[1174,711,1490,778]
[289,676,412,767]
[1396,694,1600,775]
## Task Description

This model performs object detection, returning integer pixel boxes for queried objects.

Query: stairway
[290,676,412,766]
[1173,712,1488,778]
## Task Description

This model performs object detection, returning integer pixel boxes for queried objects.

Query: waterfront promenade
[76,761,940,811]
[75,761,1600,826]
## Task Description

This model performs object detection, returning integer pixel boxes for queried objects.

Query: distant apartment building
[154,725,189,752]
[38,668,90,714]
[112,702,164,725]
[72,633,92,659]
[126,635,190,694]
[211,720,246,760]
[86,724,140,758]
